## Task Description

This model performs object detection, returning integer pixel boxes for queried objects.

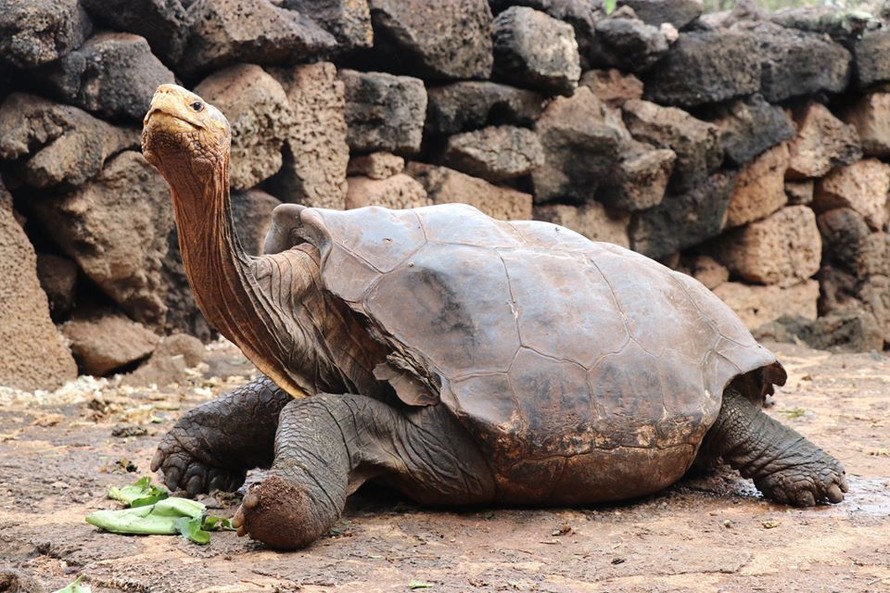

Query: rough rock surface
[285,0,373,52]
[532,87,624,202]
[345,174,430,209]
[195,64,292,191]
[368,0,493,81]
[492,6,581,96]
[617,0,702,29]
[442,126,544,182]
[786,102,862,180]
[708,94,795,167]
[622,99,722,192]
[643,31,761,107]
[680,254,729,290]
[0,184,77,391]
[785,180,814,205]
[716,205,822,287]
[817,208,888,278]
[852,29,890,88]
[0,0,92,68]
[180,0,336,76]
[534,202,630,248]
[0,93,138,188]
[268,62,348,209]
[231,189,282,256]
[406,163,533,220]
[714,280,820,330]
[123,332,206,387]
[424,82,544,136]
[755,23,851,103]
[725,143,789,228]
[814,159,890,231]
[347,153,404,180]
[580,69,644,108]
[61,311,159,376]
[630,171,737,261]
[341,70,427,154]
[587,11,669,73]
[842,92,890,158]
[30,151,173,326]
[79,0,190,64]
[596,141,676,212]
[33,32,176,122]
[36,254,79,322]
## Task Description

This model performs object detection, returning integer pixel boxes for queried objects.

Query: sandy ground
[0,340,888,593]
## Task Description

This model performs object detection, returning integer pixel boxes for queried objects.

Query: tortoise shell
[270,203,784,503]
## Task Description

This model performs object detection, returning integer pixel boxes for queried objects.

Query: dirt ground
[1,340,888,593]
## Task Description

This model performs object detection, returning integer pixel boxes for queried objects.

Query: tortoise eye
[190,101,204,112]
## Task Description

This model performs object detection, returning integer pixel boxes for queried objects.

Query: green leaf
[107,476,168,508]
[408,581,433,590]
[86,497,206,536]
[202,514,235,531]
[604,0,618,14]
[174,516,211,545]
[52,575,92,593]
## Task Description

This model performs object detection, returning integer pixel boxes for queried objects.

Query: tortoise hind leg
[700,389,848,506]
[151,376,292,495]
[232,393,495,550]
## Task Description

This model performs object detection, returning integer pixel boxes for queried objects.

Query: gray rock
[284,0,373,52]
[853,29,890,88]
[368,0,493,81]
[268,62,349,209]
[0,183,78,391]
[588,13,669,73]
[616,0,702,29]
[630,171,737,261]
[622,99,722,193]
[770,6,880,43]
[341,70,427,154]
[0,0,92,68]
[36,254,79,322]
[817,207,873,274]
[754,23,851,103]
[757,311,884,353]
[0,93,139,189]
[33,32,175,122]
[442,126,544,182]
[232,189,282,257]
[195,64,293,191]
[30,151,174,327]
[79,0,190,64]
[62,311,159,376]
[425,82,544,136]
[596,140,676,211]
[181,0,336,76]
[643,31,761,107]
[532,87,624,203]
[493,6,581,96]
[706,94,795,167]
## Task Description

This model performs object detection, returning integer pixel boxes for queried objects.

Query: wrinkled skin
[143,84,847,550]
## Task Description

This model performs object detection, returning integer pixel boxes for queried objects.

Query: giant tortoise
[141,84,847,550]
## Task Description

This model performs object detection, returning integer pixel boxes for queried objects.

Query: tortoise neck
[166,155,302,395]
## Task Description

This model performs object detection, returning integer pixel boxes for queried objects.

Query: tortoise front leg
[701,389,848,506]
[232,393,495,550]
[151,376,292,495]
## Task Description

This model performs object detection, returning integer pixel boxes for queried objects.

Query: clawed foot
[754,458,848,507]
[151,431,247,496]
[232,474,325,550]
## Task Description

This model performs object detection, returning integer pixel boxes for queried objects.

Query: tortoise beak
[143,84,203,131]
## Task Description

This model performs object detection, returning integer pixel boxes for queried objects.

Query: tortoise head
[142,84,231,180]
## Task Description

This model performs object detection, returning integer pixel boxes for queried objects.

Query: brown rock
[442,126,544,182]
[681,254,729,291]
[580,69,644,108]
[534,202,630,248]
[285,0,373,52]
[31,151,173,326]
[785,180,814,205]
[716,205,822,287]
[725,143,789,228]
[124,333,205,387]
[232,189,282,256]
[406,163,533,220]
[597,140,675,212]
[842,92,890,158]
[814,159,890,232]
[36,254,78,321]
[196,64,292,191]
[0,93,138,188]
[786,102,862,180]
[268,62,348,209]
[62,311,159,376]
[713,279,819,330]
[347,153,405,180]
[0,185,77,391]
[345,174,430,209]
